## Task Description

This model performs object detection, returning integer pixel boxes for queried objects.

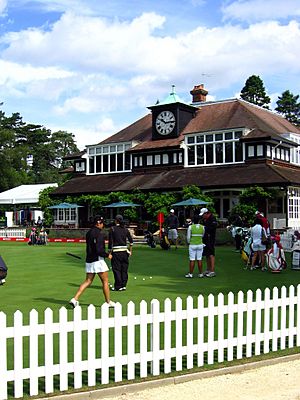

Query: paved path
[40,354,300,400]
[108,357,300,400]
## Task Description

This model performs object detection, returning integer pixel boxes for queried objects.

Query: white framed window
[162,154,168,164]
[248,146,255,157]
[185,130,244,167]
[154,154,161,165]
[257,145,263,156]
[75,161,85,172]
[87,142,132,174]
[147,155,153,165]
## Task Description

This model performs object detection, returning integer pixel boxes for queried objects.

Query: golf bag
[0,255,8,285]
[144,230,156,248]
[241,236,253,267]
[266,236,287,273]
[160,230,170,250]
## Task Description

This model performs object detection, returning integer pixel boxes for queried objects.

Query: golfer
[69,216,115,308]
[185,214,205,278]
[108,214,133,291]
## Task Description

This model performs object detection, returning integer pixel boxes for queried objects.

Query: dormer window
[185,130,244,166]
[87,142,131,174]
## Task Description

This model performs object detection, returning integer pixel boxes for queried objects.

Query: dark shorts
[203,243,215,257]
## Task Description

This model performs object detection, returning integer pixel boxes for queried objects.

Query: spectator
[200,208,218,277]
[165,209,179,249]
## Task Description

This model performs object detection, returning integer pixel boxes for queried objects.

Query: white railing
[0,228,26,238]
[1,285,300,399]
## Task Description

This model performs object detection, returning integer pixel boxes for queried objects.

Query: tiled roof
[63,150,86,160]
[93,99,299,152]
[99,114,152,144]
[52,161,300,196]
[182,99,300,136]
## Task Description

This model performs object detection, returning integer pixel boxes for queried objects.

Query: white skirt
[85,257,109,273]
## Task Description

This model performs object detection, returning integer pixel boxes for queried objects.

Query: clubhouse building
[53,84,300,229]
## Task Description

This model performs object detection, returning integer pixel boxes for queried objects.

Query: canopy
[103,201,140,208]
[0,183,58,205]
[172,198,209,206]
[48,202,83,209]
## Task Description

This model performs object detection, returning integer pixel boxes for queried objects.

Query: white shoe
[185,273,193,278]
[69,298,79,308]
[107,301,116,307]
[203,270,210,276]
[198,273,204,278]
[206,271,216,278]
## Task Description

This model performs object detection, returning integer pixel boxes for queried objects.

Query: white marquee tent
[0,183,58,205]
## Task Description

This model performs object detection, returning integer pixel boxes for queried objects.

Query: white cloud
[0,59,75,100]
[222,0,300,23]
[0,0,7,15]
[1,8,300,148]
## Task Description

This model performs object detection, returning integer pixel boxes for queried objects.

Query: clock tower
[148,85,197,140]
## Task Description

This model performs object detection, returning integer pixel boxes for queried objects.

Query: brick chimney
[190,84,208,103]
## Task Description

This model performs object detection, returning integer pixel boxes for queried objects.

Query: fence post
[127,301,136,380]
[14,310,24,398]
[0,312,7,400]
[59,307,68,391]
[150,299,160,375]
[163,298,172,373]
[175,297,183,371]
[227,292,234,361]
[44,308,54,394]
[139,300,148,378]
[29,309,39,397]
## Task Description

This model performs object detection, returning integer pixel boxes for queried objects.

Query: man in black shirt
[165,209,179,249]
[69,216,115,308]
[108,214,133,291]
[200,208,217,277]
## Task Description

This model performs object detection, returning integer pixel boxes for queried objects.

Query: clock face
[155,111,176,135]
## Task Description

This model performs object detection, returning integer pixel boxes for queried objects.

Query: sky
[0,0,299,150]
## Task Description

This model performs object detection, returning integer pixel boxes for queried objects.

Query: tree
[0,106,80,188]
[229,186,278,225]
[240,75,271,109]
[50,130,79,168]
[275,90,300,126]
[0,111,29,191]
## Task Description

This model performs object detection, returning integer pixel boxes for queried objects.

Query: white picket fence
[1,285,300,399]
[0,228,26,238]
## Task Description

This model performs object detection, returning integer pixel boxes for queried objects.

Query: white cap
[170,209,175,213]
[199,207,208,216]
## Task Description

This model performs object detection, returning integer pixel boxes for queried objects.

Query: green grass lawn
[1,241,300,398]
[0,241,299,323]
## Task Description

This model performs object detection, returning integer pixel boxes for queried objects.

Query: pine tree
[240,75,271,109]
[275,90,300,126]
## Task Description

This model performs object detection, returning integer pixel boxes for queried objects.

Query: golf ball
[134,277,137,279]
[143,278,145,281]
[150,276,152,279]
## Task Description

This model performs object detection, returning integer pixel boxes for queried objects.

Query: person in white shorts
[69,216,115,308]
[185,215,205,278]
